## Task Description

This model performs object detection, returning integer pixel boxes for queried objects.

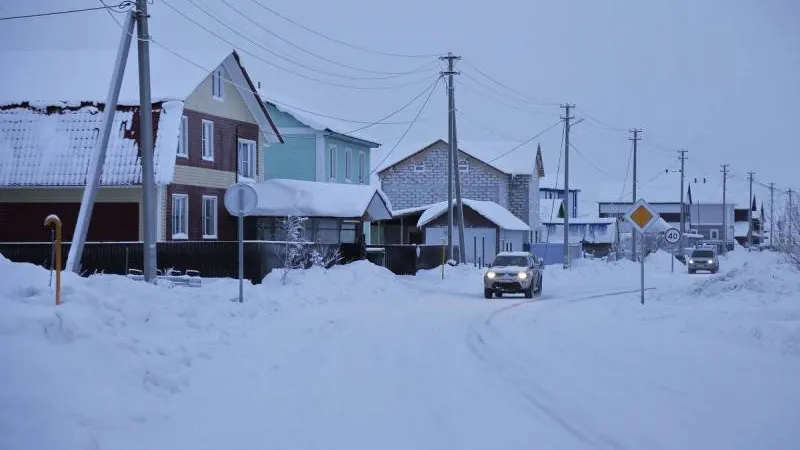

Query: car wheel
[688,269,695,274]
[535,278,543,296]
[483,289,493,299]
[524,284,533,299]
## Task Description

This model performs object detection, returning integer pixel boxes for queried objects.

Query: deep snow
[1,250,799,450]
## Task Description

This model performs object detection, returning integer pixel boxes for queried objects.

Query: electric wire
[0,3,131,21]
[245,0,439,59]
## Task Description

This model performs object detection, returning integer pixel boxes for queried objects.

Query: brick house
[372,139,578,244]
[0,48,282,243]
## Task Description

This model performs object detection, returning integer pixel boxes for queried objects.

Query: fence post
[481,237,485,267]
[473,235,477,267]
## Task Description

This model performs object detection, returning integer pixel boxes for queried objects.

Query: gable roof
[0,48,282,144]
[374,139,548,176]
[0,101,183,187]
[258,90,378,146]
[417,199,530,231]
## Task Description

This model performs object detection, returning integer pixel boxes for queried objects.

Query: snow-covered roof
[250,178,392,220]
[392,205,430,217]
[259,90,379,146]
[0,101,182,186]
[542,219,618,244]
[374,139,552,177]
[417,199,530,231]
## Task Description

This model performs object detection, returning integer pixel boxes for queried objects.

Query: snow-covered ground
[1,250,799,450]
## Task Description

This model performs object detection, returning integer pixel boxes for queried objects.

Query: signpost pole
[640,230,645,304]
[238,188,245,304]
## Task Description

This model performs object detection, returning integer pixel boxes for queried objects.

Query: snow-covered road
[2,251,799,450]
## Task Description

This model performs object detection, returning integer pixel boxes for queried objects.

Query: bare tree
[775,201,800,268]
[309,240,342,269]
[278,215,309,284]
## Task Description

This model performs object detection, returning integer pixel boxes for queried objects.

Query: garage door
[425,226,497,265]
[0,203,139,242]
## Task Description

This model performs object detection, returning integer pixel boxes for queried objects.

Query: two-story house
[246,93,392,244]
[0,48,282,243]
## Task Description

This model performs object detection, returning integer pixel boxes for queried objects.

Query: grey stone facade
[379,140,532,226]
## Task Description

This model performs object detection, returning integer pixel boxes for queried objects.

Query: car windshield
[492,256,529,267]
[691,250,715,258]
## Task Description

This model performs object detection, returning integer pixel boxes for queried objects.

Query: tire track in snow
[464,288,655,450]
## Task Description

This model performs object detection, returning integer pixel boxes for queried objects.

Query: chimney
[257,81,262,89]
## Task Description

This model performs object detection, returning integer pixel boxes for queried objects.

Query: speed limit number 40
[664,228,681,244]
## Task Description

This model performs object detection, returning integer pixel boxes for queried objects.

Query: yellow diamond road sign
[625,198,660,233]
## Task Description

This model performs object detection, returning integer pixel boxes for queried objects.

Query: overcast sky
[1,0,798,210]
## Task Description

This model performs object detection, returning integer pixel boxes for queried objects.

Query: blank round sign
[224,182,258,216]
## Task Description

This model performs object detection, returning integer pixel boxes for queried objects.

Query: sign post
[224,183,258,303]
[664,227,682,273]
[624,199,660,305]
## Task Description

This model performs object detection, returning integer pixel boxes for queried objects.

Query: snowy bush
[309,241,342,269]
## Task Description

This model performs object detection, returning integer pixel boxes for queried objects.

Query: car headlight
[486,272,496,279]
[688,259,694,264]
[517,272,527,279]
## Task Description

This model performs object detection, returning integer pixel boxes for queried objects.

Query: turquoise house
[258,97,383,243]
[261,100,380,185]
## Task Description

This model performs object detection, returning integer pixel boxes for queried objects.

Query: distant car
[687,247,719,274]
[483,251,543,299]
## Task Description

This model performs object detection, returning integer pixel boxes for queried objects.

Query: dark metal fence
[0,241,455,281]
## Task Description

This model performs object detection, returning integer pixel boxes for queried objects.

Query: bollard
[44,214,63,306]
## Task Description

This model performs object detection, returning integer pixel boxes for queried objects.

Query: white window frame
[709,229,719,240]
[177,115,188,158]
[237,138,256,180]
[328,144,338,181]
[344,147,353,182]
[212,69,224,100]
[458,158,469,173]
[412,163,425,173]
[358,151,366,183]
[202,195,218,239]
[201,119,214,161]
[171,194,188,240]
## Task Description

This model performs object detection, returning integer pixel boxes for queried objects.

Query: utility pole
[451,97,466,263]
[769,182,775,249]
[747,171,755,250]
[789,189,795,242]
[678,150,688,245]
[65,10,135,274]
[136,0,158,282]
[629,128,642,261]
[561,103,575,269]
[440,53,463,263]
[720,164,729,254]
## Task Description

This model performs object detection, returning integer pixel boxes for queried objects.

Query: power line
[456,109,525,142]
[618,145,634,201]
[98,4,446,141]
[458,80,555,117]
[217,0,436,77]
[461,72,557,110]
[569,142,627,184]
[0,3,130,21]
[181,0,423,81]
[245,0,439,59]
[369,76,443,176]
[485,120,563,165]
[461,59,560,107]
[159,0,433,90]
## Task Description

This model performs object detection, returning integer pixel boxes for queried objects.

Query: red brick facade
[175,109,259,173]
[166,185,236,241]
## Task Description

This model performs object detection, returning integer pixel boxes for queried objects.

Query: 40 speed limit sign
[664,227,681,244]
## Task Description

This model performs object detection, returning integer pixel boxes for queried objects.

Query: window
[202,120,214,161]
[710,229,719,240]
[412,163,425,173]
[458,158,469,173]
[237,139,256,179]
[344,147,353,181]
[358,151,366,183]
[340,221,358,243]
[328,144,338,181]
[212,69,224,100]
[202,195,218,239]
[177,115,188,157]
[171,194,188,239]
